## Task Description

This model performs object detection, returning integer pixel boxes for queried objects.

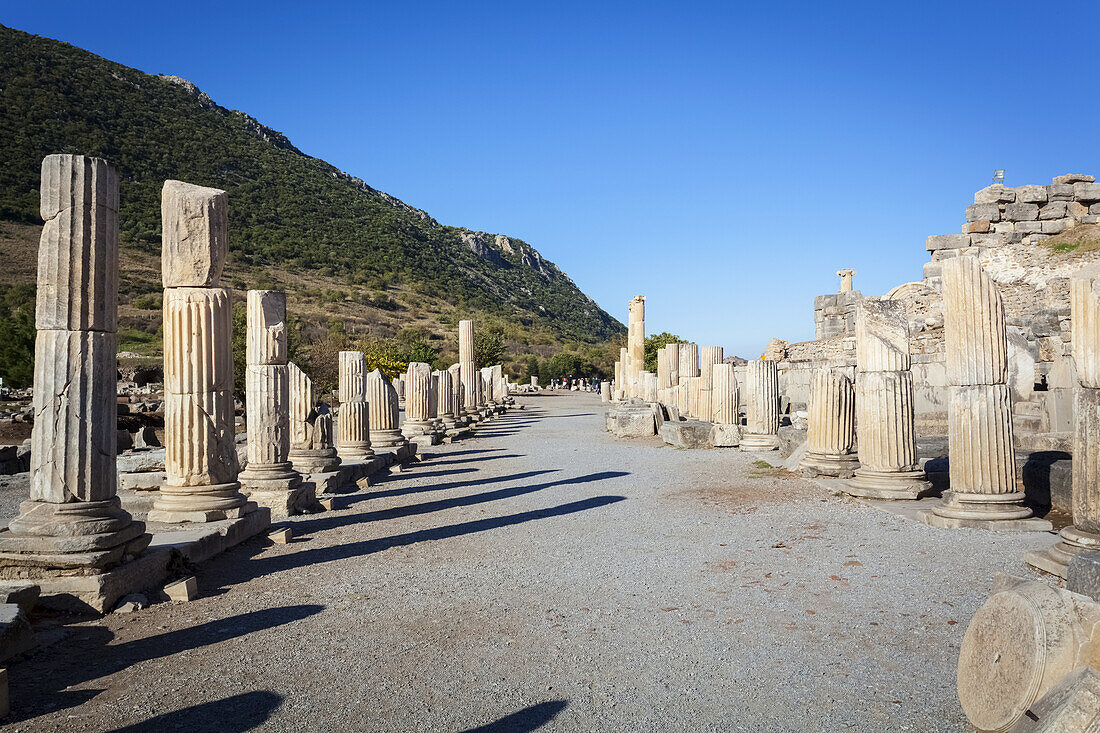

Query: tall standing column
[699,347,724,422]
[627,296,645,398]
[800,367,859,477]
[923,256,1049,530]
[741,360,780,450]
[459,320,478,417]
[710,363,741,446]
[402,362,434,436]
[845,299,929,499]
[151,180,250,523]
[1,154,149,571]
[336,351,373,460]
[287,361,340,473]
[1030,266,1100,575]
[618,347,628,399]
[677,342,698,416]
[366,368,406,448]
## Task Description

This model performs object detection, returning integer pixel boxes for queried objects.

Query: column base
[740,433,780,451]
[1025,526,1100,579]
[337,444,374,461]
[800,451,860,479]
[244,484,316,519]
[919,491,1052,531]
[369,430,407,448]
[239,462,303,492]
[148,482,254,524]
[844,468,930,499]
[401,421,434,438]
[289,447,341,474]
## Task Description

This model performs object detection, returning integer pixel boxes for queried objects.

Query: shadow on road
[462,700,569,732]
[107,691,284,733]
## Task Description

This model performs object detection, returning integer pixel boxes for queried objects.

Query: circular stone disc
[957,589,1045,732]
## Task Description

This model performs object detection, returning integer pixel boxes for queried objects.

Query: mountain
[0,24,624,364]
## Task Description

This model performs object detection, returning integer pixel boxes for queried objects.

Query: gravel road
[5,392,1055,731]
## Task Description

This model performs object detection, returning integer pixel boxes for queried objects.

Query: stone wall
[813,290,862,339]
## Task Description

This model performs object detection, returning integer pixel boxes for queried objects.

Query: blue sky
[6,1,1100,357]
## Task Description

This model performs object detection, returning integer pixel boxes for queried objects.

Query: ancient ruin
[287,361,340,473]
[336,351,373,460]
[800,367,859,478]
[740,360,780,451]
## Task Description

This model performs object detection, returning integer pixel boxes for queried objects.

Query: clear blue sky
[6,1,1100,358]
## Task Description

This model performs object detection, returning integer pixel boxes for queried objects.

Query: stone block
[659,419,712,449]
[1016,221,1043,234]
[318,498,335,511]
[1091,203,1100,215]
[1039,201,1068,220]
[1005,232,1025,244]
[926,234,970,251]
[1014,185,1047,204]
[1054,174,1095,185]
[0,668,8,719]
[118,471,166,490]
[970,234,1005,248]
[1009,665,1100,732]
[0,583,39,616]
[964,221,989,234]
[1042,220,1070,234]
[606,407,656,437]
[161,180,228,288]
[974,184,1015,204]
[1069,201,1089,219]
[710,423,741,447]
[993,222,1016,233]
[1004,203,1039,221]
[246,290,287,366]
[1083,215,1100,225]
[966,203,1000,222]
[1076,183,1100,202]
[1048,184,1075,201]
[164,576,198,602]
[1066,551,1100,601]
[0,604,33,663]
[269,527,292,544]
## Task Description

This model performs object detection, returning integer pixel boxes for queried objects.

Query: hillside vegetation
[0,24,624,386]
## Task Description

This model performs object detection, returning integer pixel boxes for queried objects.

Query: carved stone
[160,180,227,288]
[800,368,859,478]
[336,351,373,460]
[287,362,340,474]
[710,363,740,447]
[699,346,723,422]
[367,368,406,447]
[459,319,478,415]
[741,360,780,451]
[402,362,434,436]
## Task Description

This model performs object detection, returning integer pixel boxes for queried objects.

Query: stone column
[459,319,478,416]
[800,367,859,477]
[366,368,406,448]
[427,371,442,433]
[710,363,741,446]
[491,365,505,407]
[845,299,929,499]
[613,360,622,399]
[1,154,150,571]
[922,256,1048,530]
[643,372,658,403]
[336,351,373,460]
[837,268,856,292]
[150,180,250,523]
[667,343,681,389]
[437,369,458,429]
[741,359,780,450]
[481,367,497,408]
[687,376,703,419]
[600,381,611,402]
[238,291,303,513]
[618,347,628,399]
[627,296,645,397]
[287,362,340,474]
[678,343,699,383]
[448,363,466,423]
[393,376,406,411]
[699,347,724,423]
[402,362,434,436]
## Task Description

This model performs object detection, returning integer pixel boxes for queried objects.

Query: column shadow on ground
[408,454,523,469]
[107,691,283,733]
[462,700,568,732]
[8,605,322,723]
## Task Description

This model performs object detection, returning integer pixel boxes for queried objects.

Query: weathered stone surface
[459,319,478,414]
[36,155,119,332]
[163,390,239,486]
[0,604,34,662]
[402,362,434,436]
[1004,203,1039,222]
[1067,550,1100,601]
[660,419,711,449]
[1042,220,1070,235]
[964,221,989,234]
[606,405,656,437]
[1075,183,1100,202]
[161,180,228,288]
[943,256,1008,386]
[1014,185,1048,204]
[600,381,611,402]
[855,299,909,372]
[367,369,405,447]
[846,371,927,498]
[1073,266,1100,388]
[1048,183,1075,201]
[710,423,740,447]
[1007,664,1100,732]
[240,364,300,490]
[436,369,457,428]
[1016,221,1044,234]
[162,288,234,394]
[975,184,1015,204]
[801,368,859,478]
[711,363,739,425]
[1054,174,1095,185]
[678,343,699,379]
[1040,201,1069,220]
[245,290,287,366]
[741,360,779,451]
[966,203,1000,222]
[837,268,856,291]
[287,362,340,475]
[626,296,645,399]
[926,234,970,251]
[334,352,372,459]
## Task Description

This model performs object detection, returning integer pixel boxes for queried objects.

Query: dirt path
[4,392,1054,732]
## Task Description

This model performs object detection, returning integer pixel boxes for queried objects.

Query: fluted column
[437,369,458,429]
[699,347,724,422]
[710,363,741,447]
[845,299,928,499]
[287,361,340,473]
[402,362,434,436]
[366,368,406,448]
[613,359,623,400]
[688,376,703,419]
[627,296,645,398]
[600,381,611,402]
[151,180,250,523]
[336,351,373,460]
[741,359,780,450]
[618,347,628,399]
[643,372,658,403]
[657,346,671,391]
[448,363,465,424]
[2,154,149,570]
[924,256,1047,529]
[459,320,478,416]
[239,291,302,506]
[667,343,681,389]
[393,376,406,411]
[800,368,859,477]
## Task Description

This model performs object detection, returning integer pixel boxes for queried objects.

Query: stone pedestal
[741,360,780,451]
[336,351,373,460]
[922,257,1048,530]
[151,180,250,524]
[846,299,930,499]
[800,368,860,478]
[0,155,151,573]
[287,362,340,474]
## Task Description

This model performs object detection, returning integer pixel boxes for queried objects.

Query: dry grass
[1037,223,1100,254]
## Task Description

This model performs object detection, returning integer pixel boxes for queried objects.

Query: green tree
[0,284,36,388]
[523,355,540,383]
[474,328,506,369]
[644,332,682,372]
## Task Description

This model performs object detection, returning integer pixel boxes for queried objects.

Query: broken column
[921,256,1049,530]
[0,154,150,573]
[710,363,741,447]
[741,359,780,451]
[402,362,434,437]
[643,372,658,403]
[800,367,859,478]
[600,381,611,402]
[150,180,251,523]
[627,295,645,397]
[699,346,724,423]
[437,369,458,429]
[837,268,856,292]
[448,363,466,424]
[237,291,304,514]
[459,319,478,417]
[366,368,406,448]
[336,351,373,461]
[845,299,928,499]
[287,362,340,474]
